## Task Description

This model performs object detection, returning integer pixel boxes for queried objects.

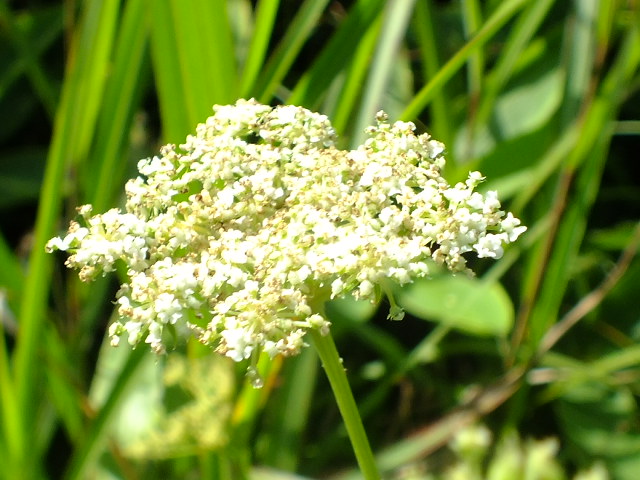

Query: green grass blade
[253,0,330,103]
[85,0,150,212]
[41,322,85,445]
[149,2,192,141]
[63,347,147,480]
[461,0,484,99]
[0,311,22,478]
[527,24,640,344]
[260,348,319,470]
[151,0,239,142]
[287,0,386,109]
[330,14,382,136]
[412,0,453,143]
[12,1,121,473]
[401,0,529,121]
[197,0,239,103]
[476,0,555,127]
[240,0,280,97]
[350,0,417,147]
[0,0,59,118]
[560,0,599,126]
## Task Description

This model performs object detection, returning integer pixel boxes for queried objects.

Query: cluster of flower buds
[47,99,525,363]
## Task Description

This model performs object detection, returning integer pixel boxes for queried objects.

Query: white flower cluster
[47,99,525,362]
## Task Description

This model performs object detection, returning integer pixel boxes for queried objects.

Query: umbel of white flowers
[47,99,525,364]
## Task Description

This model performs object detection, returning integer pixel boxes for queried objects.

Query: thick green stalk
[309,329,381,480]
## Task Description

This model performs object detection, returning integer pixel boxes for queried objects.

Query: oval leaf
[395,275,514,337]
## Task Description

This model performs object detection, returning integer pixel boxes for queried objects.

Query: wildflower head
[47,99,525,366]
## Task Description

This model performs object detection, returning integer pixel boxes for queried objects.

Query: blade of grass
[151,0,239,141]
[412,0,454,143]
[149,1,191,142]
[350,0,417,147]
[513,3,637,353]
[12,1,121,474]
[0,6,61,104]
[330,14,382,136]
[475,0,555,128]
[0,306,22,479]
[527,23,640,345]
[253,0,330,103]
[0,0,59,118]
[560,0,598,127]
[167,0,216,124]
[85,0,150,212]
[287,0,386,110]
[240,0,280,97]
[197,0,238,103]
[260,348,319,470]
[461,0,484,100]
[63,346,147,480]
[0,234,23,478]
[401,0,530,121]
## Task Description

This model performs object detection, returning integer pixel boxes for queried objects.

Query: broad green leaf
[396,275,514,337]
[494,66,564,139]
[454,66,564,162]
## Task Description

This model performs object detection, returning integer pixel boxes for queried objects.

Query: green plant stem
[309,329,381,480]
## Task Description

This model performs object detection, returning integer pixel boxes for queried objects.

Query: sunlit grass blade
[259,348,319,470]
[412,0,453,143]
[12,1,121,475]
[85,0,150,212]
[149,2,192,141]
[401,0,529,121]
[461,0,484,99]
[475,0,555,128]
[287,0,386,110]
[196,0,239,103]
[63,347,147,480]
[330,15,382,136]
[526,24,640,345]
[253,0,330,103]
[150,0,239,142]
[240,0,280,97]
[0,314,21,480]
[350,0,416,147]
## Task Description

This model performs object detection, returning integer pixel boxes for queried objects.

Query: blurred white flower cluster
[47,99,525,362]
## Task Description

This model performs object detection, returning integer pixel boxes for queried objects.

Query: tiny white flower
[474,233,506,259]
[124,321,143,345]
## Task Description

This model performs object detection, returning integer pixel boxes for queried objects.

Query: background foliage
[1,0,639,479]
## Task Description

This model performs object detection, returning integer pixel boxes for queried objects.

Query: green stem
[309,329,381,480]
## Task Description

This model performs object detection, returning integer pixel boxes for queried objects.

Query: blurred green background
[1,0,639,479]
